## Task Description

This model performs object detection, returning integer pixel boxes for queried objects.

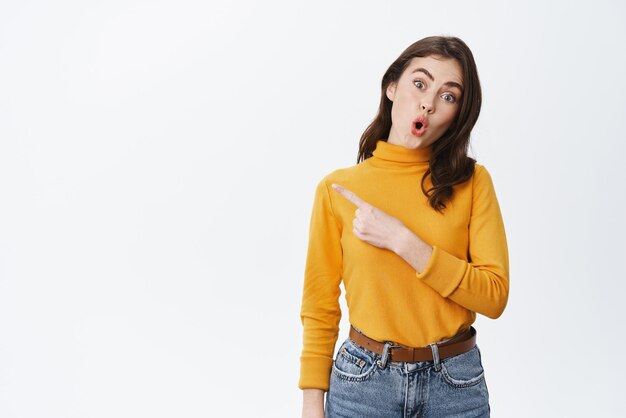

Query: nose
[421,103,433,113]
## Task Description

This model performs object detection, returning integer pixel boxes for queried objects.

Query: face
[385,55,464,149]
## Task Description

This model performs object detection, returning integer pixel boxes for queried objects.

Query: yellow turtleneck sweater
[298,139,510,391]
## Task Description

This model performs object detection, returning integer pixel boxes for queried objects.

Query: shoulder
[471,163,499,198]
[315,163,363,188]
[473,162,487,175]
[472,162,494,183]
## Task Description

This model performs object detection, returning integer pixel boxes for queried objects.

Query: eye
[413,80,425,89]
[442,93,457,103]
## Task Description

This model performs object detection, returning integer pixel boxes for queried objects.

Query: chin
[406,134,426,146]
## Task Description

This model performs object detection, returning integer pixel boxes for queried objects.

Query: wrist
[303,388,325,399]
[392,225,419,258]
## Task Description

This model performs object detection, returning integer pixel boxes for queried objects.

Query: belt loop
[378,341,392,369]
[429,343,441,371]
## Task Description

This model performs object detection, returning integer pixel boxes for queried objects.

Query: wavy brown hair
[357,35,481,214]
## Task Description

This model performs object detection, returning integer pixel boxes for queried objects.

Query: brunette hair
[357,35,481,213]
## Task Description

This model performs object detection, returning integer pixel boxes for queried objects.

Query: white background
[1,0,625,417]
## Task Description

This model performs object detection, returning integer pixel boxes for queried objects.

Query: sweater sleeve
[298,178,343,391]
[415,164,510,319]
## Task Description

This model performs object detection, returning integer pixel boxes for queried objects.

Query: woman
[299,35,509,418]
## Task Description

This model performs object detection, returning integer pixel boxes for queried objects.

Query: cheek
[391,97,412,120]
[440,108,459,127]
[430,112,456,136]
[395,91,415,109]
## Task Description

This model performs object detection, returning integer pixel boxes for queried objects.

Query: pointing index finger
[331,183,367,208]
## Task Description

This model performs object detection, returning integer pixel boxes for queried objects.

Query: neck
[370,139,432,165]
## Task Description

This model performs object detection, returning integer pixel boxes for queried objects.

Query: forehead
[403,55,463,84]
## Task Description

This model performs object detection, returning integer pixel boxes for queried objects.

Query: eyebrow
[411,67,464,92]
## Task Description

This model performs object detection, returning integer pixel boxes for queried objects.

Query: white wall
[1,0,624,416]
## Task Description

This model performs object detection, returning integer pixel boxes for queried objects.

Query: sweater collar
[371,139,432,164]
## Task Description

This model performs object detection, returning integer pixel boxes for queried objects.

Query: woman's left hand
[331,183,409,253]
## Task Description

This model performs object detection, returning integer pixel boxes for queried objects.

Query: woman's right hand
[301,388,325,418]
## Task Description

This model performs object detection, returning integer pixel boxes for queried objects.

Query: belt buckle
[385,340,403,350]
[384,340,405,362]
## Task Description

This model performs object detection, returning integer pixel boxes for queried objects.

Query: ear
[386,82,396,102]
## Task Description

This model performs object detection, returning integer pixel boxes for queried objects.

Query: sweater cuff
[415,245,468,297]
[298,356,333,391]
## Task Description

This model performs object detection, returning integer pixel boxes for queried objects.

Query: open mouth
[412,118,427,136]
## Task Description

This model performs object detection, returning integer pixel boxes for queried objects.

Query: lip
[411,116,428,137]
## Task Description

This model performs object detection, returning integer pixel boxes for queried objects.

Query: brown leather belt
[349,325,477,363]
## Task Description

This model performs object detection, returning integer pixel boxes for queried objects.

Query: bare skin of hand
[302,389,325,418]
[331,183,433,273]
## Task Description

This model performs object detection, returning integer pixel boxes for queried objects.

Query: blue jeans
[325,326,490,417]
